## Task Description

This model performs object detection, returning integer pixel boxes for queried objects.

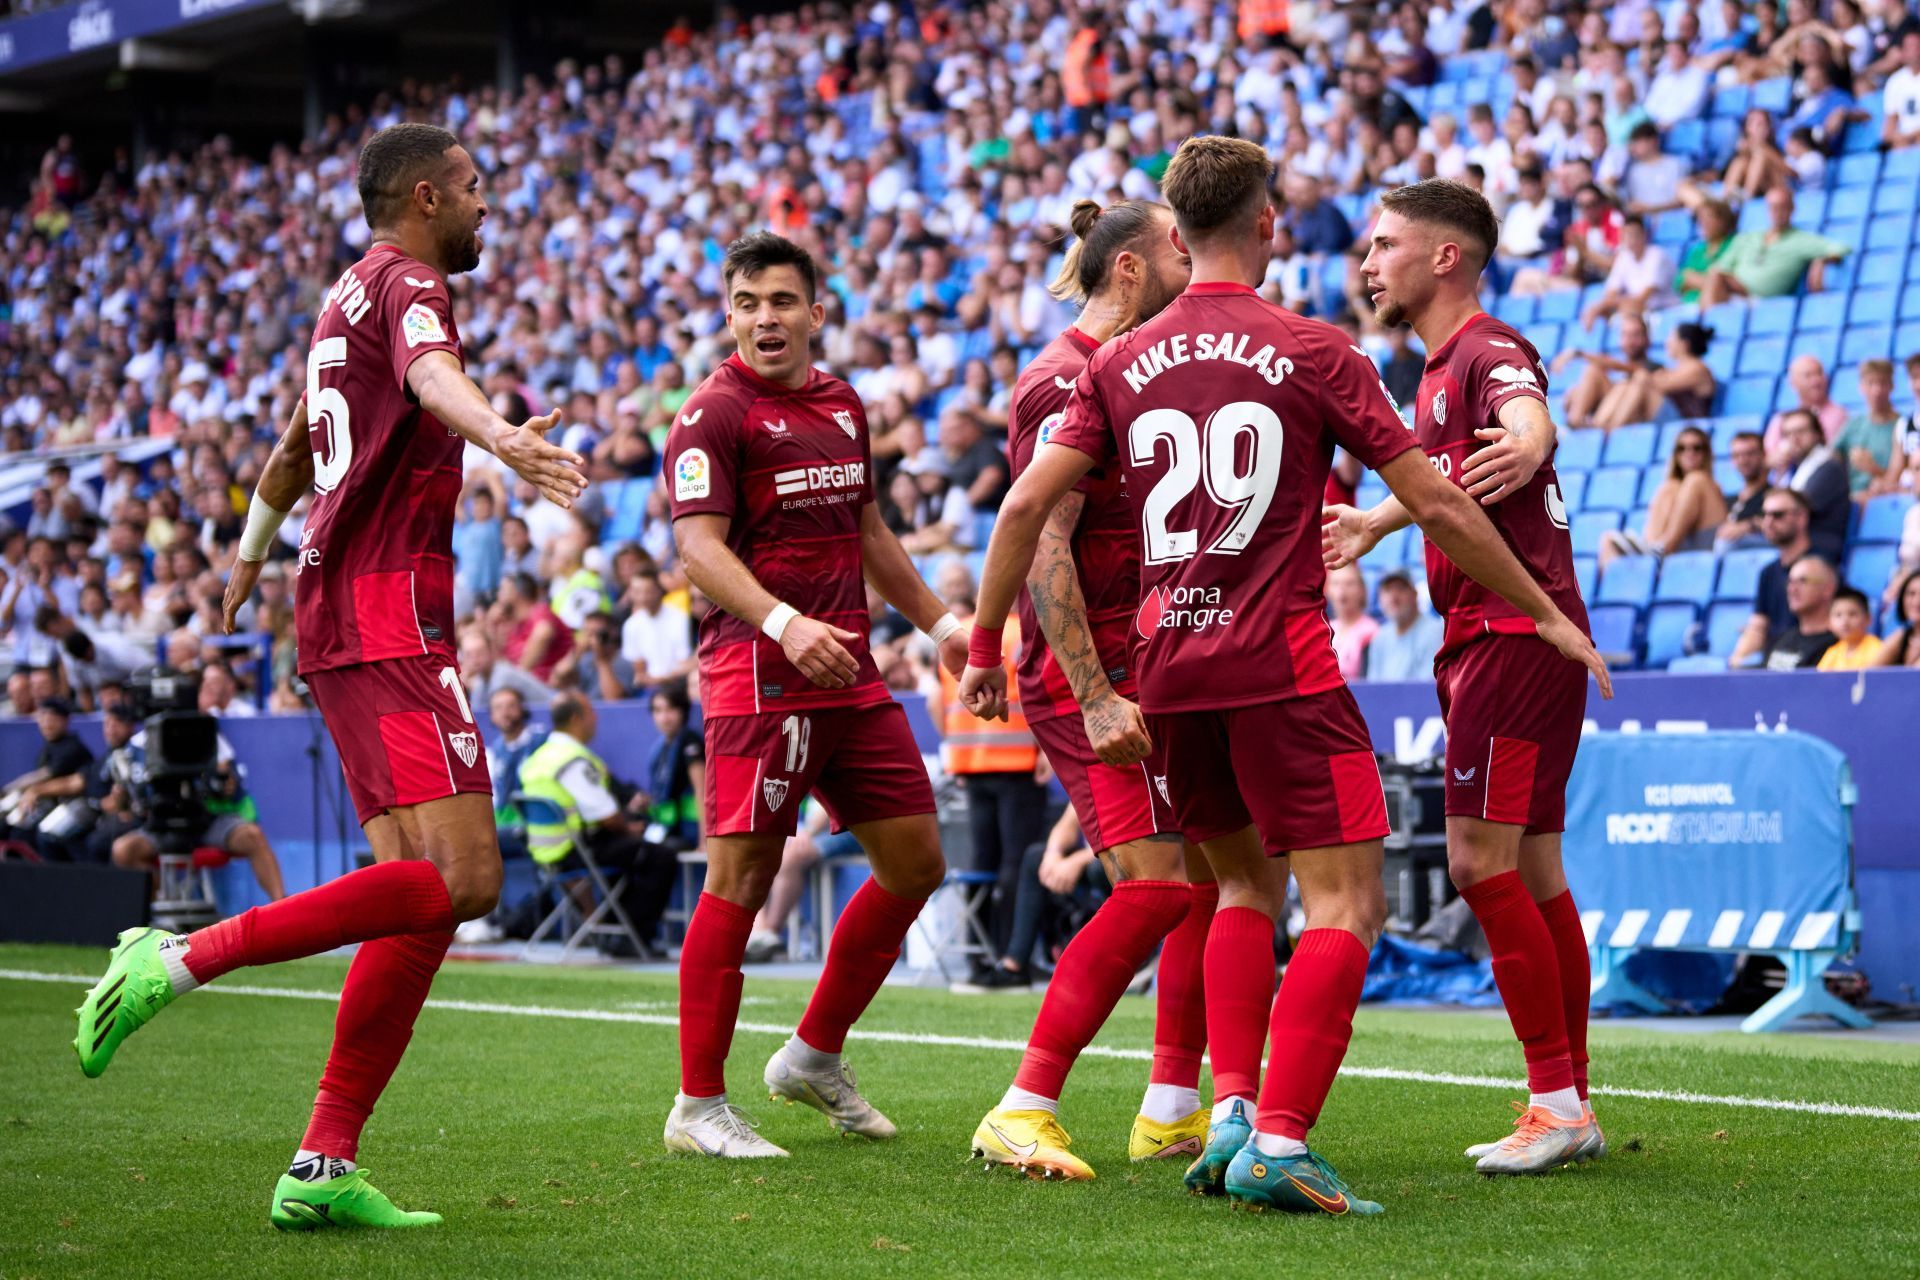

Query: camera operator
[0,696,93,856]
[108,677,285,902]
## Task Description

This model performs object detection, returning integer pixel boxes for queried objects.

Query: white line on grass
[9,967,1916,1124]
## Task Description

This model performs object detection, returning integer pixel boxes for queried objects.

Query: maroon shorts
[1148,686,1389,856]
[305,654,492,825]
[1434,633,1588,834]
[1031,714,1179,854]
[703,698,935,838]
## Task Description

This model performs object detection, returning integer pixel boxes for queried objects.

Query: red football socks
[300,929,452,1160]
[679,892,755,1097]
[1536,888,1593,1100]
[795,879,925,1055]
[1204,905,1278,1102]
[1255,927,1370,1141]
[182,858,454,986]
[1151,881,1216,1089]
[1460,871,1576,1096]
[1011,880,1191,1099]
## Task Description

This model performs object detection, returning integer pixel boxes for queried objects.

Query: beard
[443,222,482,275]
[1136,263,1184,323]
[1371,291,1406,329]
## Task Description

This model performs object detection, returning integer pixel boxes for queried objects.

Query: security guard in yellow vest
[516,692,680,956]
[933,616,1048,990]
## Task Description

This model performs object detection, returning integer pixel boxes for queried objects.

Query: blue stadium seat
[1847,543,1899,595]
[602,478,653,544]
[1583,466,1638,511]
[1554,429,1603,472]
[1717,547,1776,600]
[1711,83,1749,118]
[972,510,998,548]
[1859,249,1902,290]
[1574,554,1598,600]
[1372,523,1414,568]
[1873,183,1918,217]
[1556,467,1587,513]
[1588,604,1642,668]
[1636,465,1669,507]
[1850,289,1897,326]
[1627,504,1654,533]
[1797,189,1830,224]
[1737,337,1787,378]
[1705,601,1753,656]
[1603,423,1659,468]
[1598,555,1658,607]
[1832,362,1867,409]
[1652,208,1694,246]
[1843,121,1884,154]
[1752,77,1792,113]
[1834,151,1882,188]
[1667,654,1729,673]
[1705,118,1741,168]
[1786,330,1841,371]
[1644,602,1699,669]
[1703,300,1748,343]
[1747,296,1798,337]
[1896,321,1920,361]
[1571,510,1623,557]
[1842,325,1893,364]
[1656,420,1690,457]
[1667,119,1707,163]
[1536,291,1579,324]
[1713,458,1743,492]
[1524,321,1565,355]
[1656,551,1719,606]
[1704,340,1740,382]
[1794,292,1846,333]
[1494,294,1537,327]
[1901,283,1920,321]
[1723,375,1778,417]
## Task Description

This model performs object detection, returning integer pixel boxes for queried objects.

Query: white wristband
[761,602,800,643]
[236,496,289,563]
[926,613,962,646]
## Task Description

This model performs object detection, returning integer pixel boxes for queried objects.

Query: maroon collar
[1063,326,1100,352]
[1423,310,1494,372]
[726,351,815,395]
[1184,280,1259,296]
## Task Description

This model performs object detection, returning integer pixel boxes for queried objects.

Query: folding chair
[511,793,650,960]
[151,846,228,931]
[909,867,1000,985]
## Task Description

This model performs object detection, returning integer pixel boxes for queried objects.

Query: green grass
[3,942,1917,1279]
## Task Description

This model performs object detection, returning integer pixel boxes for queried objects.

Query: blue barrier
[1564,731,1869,1032]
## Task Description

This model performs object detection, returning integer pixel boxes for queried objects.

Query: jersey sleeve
[1044,362,1119,471]
[1314,334,1422,471]
[1462,335,1549,428]
[381,272,462,394]
[663,390,743,521]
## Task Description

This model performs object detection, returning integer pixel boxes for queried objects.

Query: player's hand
[936,626,969,679]
[959,663,1009,721]
[494,409,587,509]
[1536,610,1615,701]
[221,558,264,635]
[1320,504,1379,571]
[1082,690,1152,766]
[1462,425,1545,505]
[780,616,862,689]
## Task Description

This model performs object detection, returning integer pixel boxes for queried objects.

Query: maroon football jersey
[664,354,888,718]
[295,244,466,675]
[1008,327,1143,723]
[1413,312,1589,656]
[1049,281,1421,712]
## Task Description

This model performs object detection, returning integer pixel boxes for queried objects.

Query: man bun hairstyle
[1047,198,1167,305]
[357,123,460,231]
[1376,178,1501,275]
[1159,135,1274,245]
[723,230,820,302]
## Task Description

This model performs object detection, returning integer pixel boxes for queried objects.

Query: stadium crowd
[6,0,1920,731]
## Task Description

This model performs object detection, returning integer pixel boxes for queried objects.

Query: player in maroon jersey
[968,197,1218,1181]
[1326,178,1612,1175]
[960,138,1607,1216]
[662,232,969,1159]
[73,124,587,1229]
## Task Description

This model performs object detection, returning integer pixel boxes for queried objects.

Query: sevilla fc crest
[448,731,479,769]
[834,409,857,439]
[1154,775,1171,806]
[762,777,791,812]
[1432,389,1447,425]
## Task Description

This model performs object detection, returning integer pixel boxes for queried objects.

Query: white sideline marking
[9,968,1918,1124]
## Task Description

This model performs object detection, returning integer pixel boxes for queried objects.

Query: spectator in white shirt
[198,663,257,719]
[1580,214,1678,330]
[619,571,695,688]
[1645,40,1712,128]
[1881,30,1920,147]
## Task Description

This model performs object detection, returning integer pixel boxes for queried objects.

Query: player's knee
[438,857,502,921]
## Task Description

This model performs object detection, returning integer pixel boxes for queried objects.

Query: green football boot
[1224,1144,1384,1216]
[74,927,182,1079]
[1182,1098,1252,1196]
[270,1168,444,1231]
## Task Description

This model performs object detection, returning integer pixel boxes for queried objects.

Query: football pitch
[2,945,1916,1279]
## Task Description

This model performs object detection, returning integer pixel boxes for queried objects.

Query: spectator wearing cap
[1695,185,1850,305]
[1762,556,1840,671]
[1365,569,1445,682]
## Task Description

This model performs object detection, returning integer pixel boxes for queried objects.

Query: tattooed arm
[1027,489,1152,766]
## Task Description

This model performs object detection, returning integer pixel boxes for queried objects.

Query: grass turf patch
[2,943,1916,1278]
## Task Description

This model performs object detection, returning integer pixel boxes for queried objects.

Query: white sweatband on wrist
[236,496,289,563]
[926,613,962,646]
[761,602,800,643]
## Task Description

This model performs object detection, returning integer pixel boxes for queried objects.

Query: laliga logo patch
[401,302,447,349]
[1038,411,1064,445]
[674,448,710,501]
[834,409,858,439]
[448,731,479,769]
[762,777,790,812]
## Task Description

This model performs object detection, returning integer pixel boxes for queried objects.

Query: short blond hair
[1160,135,1273,244]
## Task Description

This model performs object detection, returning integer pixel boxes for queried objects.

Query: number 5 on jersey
[308,336,353,493]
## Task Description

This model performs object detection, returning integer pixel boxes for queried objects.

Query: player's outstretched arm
[406,350,586,509]
[1461,395,1559,506]
[1027,489,1150,765]
[960,443,1096,720]
[224,395,314,635]
[1380,449,1613,699]
[673,513,860,690]
[858,503,968,677]
[1322,494,1413,570]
